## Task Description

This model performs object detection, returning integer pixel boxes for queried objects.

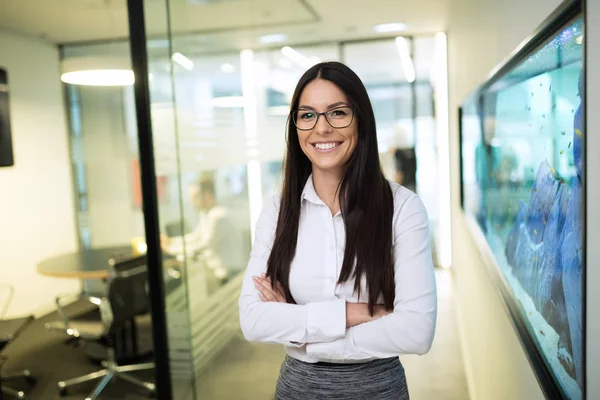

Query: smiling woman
[293,80,358,180]
[238,61,437,400]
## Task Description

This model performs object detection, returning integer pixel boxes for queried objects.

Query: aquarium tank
[460,7,583,400]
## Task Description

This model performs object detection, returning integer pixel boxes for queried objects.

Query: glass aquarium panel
[461,17,583,399]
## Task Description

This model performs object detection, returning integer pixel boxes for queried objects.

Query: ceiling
[0,0,449,49]
[0,0,448,175]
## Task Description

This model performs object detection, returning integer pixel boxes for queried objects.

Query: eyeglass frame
[290,106,356,131]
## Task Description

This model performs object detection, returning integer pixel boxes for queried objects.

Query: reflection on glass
[461,18,583,399]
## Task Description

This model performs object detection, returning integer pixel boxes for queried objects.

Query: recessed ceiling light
[395,37,415,83]
[281,46,320,69]
[172,52,194,71]
[373,22,407,33]
[259,34,288,44]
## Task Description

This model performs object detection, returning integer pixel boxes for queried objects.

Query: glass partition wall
[62,2,444,397]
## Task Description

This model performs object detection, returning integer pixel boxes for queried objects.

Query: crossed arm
[238,195,437,361]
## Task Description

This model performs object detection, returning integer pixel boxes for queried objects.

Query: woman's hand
[346,303,392,328]
[253,274,286,303]
[160,234,171,251]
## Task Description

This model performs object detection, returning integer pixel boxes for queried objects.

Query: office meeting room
[1,0,597,400]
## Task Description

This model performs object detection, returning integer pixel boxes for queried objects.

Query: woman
[238,61,437,399]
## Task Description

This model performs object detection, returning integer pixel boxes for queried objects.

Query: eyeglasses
[291,106,355,131]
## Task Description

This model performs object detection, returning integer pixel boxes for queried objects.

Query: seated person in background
[389,126,417,193]
[163,178,231,282]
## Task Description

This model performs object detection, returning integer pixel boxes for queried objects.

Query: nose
[314,114,332,135]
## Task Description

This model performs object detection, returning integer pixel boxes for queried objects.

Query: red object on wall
[132,159,168,208]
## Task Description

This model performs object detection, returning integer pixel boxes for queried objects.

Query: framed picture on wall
[0,67,14,167]
[459,1,584,399]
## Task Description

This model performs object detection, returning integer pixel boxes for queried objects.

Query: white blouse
[238,175,437,363]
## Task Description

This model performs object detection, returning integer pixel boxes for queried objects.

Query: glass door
[136,2,342,398]
[126,1,342,399]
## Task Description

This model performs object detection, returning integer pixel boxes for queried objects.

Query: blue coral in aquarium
[561,178,583,388]
[504,68,584,388]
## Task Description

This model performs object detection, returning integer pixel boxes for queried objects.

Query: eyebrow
[298,102,349,110]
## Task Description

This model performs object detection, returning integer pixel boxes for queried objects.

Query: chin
[312,162,345,173]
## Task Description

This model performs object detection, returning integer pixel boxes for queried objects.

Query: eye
[329,108,348,118]
[299,112,315,120]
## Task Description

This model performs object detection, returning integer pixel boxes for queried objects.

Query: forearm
[350,307,436,356]
[345,302,389,328]
[306,306,436,360]
[239,294,346,346]
[239,255,346,346]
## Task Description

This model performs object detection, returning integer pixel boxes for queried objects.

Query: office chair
[47,255,155,400]
[0,284,35,399]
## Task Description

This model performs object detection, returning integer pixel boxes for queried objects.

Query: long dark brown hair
[266,61,395,315]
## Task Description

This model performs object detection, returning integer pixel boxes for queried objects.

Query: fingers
[252,275,286,303]
[264,276,286,303]
[265,280,285,302]
[253,277,277,301]
[374,304,393,318]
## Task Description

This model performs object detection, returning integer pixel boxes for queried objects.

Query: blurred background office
[0,0,597,399]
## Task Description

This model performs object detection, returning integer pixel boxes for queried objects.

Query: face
[188,184,201,209]
[189,184,216,211]
[295,79,358,176]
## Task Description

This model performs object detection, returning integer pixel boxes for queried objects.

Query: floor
[0,302,155,400]
[1,269,468,400]
[400,269,470,399]
[191,268,470,400]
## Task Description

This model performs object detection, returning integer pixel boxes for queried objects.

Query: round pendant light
[61,57,134,86]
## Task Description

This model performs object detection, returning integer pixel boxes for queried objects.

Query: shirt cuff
[306,336,347,359]
[306,298,346,342]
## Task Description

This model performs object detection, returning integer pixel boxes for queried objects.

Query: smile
[312,142,342,152]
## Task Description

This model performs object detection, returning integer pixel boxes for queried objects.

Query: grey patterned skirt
[275,356,409,400]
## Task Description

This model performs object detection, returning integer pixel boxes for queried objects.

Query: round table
[36,245,152,363]
[36,246,133,279]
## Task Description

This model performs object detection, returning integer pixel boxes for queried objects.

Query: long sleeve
[238,196,347,346]
[166,214,205,255]
[306,194,437,360]
[167,208,226,256]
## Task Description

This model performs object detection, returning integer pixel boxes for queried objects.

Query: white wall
[447,0,564,399]
[0,30,80,318]
[77,86,145,247]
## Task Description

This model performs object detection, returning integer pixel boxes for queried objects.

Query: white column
[241,49,263,242]
[432,32,452,268]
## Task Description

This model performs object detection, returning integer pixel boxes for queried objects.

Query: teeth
[315,142,338,150]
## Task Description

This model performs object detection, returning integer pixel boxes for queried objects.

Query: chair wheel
[58,382,67,396]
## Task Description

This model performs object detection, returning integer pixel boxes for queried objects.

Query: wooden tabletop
[37,246,134,279]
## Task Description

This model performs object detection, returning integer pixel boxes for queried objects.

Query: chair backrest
[106,255,149,327]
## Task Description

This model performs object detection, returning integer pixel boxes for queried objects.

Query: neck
[311,168,344,215]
